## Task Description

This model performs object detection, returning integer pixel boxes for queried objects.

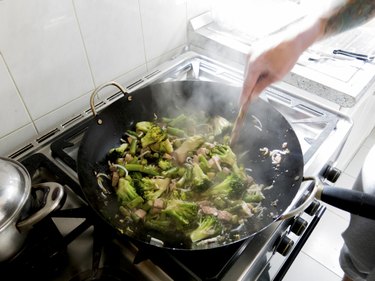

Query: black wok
[77,80,375,251]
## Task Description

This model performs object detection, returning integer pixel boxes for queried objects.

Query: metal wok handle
[89,81,127,125]
[278,176,322,220]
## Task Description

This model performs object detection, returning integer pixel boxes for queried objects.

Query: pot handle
[317,185,375,220]
[17,182,65,231]
[89,81,127,125]
[278,176,322,220]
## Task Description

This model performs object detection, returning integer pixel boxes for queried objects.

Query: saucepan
[0,157,65,261]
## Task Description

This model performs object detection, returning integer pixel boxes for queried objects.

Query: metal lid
[0,157,31,229]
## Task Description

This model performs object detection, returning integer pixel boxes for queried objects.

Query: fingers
[240,68,278,107]
[240,66,259,105]
[252,74,277,97]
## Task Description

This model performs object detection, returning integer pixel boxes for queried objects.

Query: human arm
[240,0,375,106]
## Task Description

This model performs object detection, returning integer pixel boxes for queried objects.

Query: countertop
[188,12,375,108]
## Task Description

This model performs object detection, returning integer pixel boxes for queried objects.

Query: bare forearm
[323,0,375,37]
[291,0,375,58]
[240,0,375,106]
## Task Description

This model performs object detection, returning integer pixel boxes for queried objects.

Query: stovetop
[2,50,352,281]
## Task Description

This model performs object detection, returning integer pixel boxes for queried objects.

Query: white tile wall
[0,0,212,157]
[139,0,187,61]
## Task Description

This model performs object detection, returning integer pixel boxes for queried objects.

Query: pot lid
[0,157,31,229]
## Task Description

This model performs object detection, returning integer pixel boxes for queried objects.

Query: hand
[240,38,303,106]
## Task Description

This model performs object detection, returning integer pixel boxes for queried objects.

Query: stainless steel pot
[0,157,65,262]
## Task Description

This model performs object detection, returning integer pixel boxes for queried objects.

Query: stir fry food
[97,113,267,248]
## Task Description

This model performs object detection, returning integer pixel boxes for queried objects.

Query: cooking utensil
[77,80,375,251]
[230,103,248,146]
[333,49,374,62]
[0,157,65,261]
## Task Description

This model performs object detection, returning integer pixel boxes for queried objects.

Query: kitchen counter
[188,12,375,109]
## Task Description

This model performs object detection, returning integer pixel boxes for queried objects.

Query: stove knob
[304,200,320,216]
[275,234,294,256]
[290,216,307,236]
[322,165,341,183]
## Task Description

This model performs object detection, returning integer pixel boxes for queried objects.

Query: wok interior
[77,81,304,250]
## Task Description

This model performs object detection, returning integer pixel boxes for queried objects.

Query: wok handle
[279,176,322,220]
[89,81,127,124]
[317,186,375,220]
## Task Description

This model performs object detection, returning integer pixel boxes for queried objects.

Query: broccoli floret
[162,199,199,225]
[135,121,153,133]
[160,139,174,154]
[173,135,205,164]
[124,163,159,176]
[189,215,223,243]
[136,177,170,201]
[209,144,237,166]
[166,126,187,137]
[129,138,138,155]
[116,177,144,208]
[210,115,232,136]
[140,124,167,148]
[161,166,183,178]
[176,165,192,188]
[144,216,171,233]
[165,114,195,129]
[168,114,190,127]
[203,174,246,199]
[198,154,211,172]
[107,143,129,161]
[192,162,212,192]
[150,138,174,154]
[158,159,173,171]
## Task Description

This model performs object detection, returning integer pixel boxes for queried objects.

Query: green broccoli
[135,121,153,133]
[176,165,193,188]
[160,138,174,154]
[162,199,199,226]
[150,138,174,154]
[192,162,212,191]
[129,138,138,155]
[158,159,173,171]
[173,135,205,164]
[165,114,195,129]
[202,174,247,199]
[166,126,187,137]
[198,154,211,172]
[209,144,237,166]
[124,163,159,176]
[116,177,144,208]
[136,177,170,201]
[210,115,232,137]
[140,124,167,148]
[107,143,129,161]
[144,215,171,233]
[189,215,223,243]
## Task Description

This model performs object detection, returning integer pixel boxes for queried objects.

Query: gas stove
[1,49,352,281]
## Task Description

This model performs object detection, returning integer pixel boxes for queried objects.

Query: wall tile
[0,54,32,137]
[34,64,147,133]
[139,0,187,61]
[146,45,186,71]
[0,0,94,120]
[73,0,146,86]
[187,0,212,20]
[0,124,37,157]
